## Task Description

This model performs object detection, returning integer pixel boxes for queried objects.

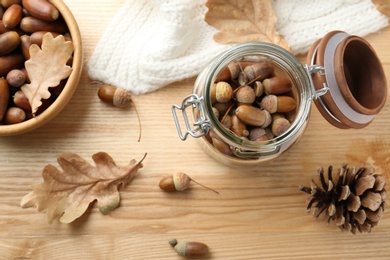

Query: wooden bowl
[0,0,83,136]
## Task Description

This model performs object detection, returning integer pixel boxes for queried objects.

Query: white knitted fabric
[273,0,388,54]
[88,0,388,94]
[87,0,232,95]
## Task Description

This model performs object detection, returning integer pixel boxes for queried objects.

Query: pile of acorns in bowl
[207,59,297,149]
[0,0,74,125]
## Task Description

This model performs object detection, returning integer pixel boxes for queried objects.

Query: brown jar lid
[307,31,387,129]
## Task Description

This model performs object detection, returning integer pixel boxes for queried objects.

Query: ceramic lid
[306,31,387,129]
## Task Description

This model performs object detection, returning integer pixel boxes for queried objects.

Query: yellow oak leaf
[21,33,73,115]
[21,152,147,224]
[205,0,291,51]
[372,0,390,16]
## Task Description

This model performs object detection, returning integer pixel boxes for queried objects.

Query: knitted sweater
[273,0,388,54]
[87,0,388,95]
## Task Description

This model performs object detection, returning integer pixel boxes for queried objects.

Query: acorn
[235,105,267,127]
[215,61,253,82]
[238,62,274,85]
[259,95,296,113]
[0,78,10,121]
[250,127,274,141]
[212,137,233,156]
[2,4,23,29]
[221,114,232,129]
[236,85,255,104]
[230,113,248,137]
[211,106,220,120]
[215,61,240,82]
[97,85,132,108]
[215,81,233,103]
[271,114,291,136]
[0,31,21,56]
[20,35,32,60]
[213,100,232,116]
[263,76,292,95]
[254,81,264,97]
[159,172,219,194]
[210,83,217,103]
[13,90,31,112]
[7,69,26,88]
[260,109,272,128]
[169,239,209,257]
[4,106,26,124]
[248,128,266,141]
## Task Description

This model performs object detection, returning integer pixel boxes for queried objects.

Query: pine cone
[300,164,387,234]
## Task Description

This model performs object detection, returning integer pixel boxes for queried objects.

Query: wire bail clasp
[306,44,329,100]
[305,64,329,100]
[172,94,210,141]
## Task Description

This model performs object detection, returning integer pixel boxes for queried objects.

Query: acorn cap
[173,241,187,256]
[173,172,191,191]
[236,85,255,104]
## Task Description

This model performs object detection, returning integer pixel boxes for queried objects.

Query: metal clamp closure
[232,145,281,159]
[172,94,210,141]
[305,64,329,100]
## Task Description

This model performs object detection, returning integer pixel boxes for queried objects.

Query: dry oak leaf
[21,33,73,115]
[372,0,390,16]
[20,152,147,224]
[205,0,291,51]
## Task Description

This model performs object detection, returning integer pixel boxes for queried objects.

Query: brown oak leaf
[205,0,291,51]
[20,152,147,224]
[372,0,390,16]
[21,33,73,115]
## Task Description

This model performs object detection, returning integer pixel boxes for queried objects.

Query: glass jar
[172,31,387,167]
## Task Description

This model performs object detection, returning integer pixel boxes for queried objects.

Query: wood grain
[0,1,389,259]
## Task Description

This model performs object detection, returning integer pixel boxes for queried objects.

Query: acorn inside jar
[209,59,298,145]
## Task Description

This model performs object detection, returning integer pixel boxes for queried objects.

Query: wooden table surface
[1,1,390,259]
